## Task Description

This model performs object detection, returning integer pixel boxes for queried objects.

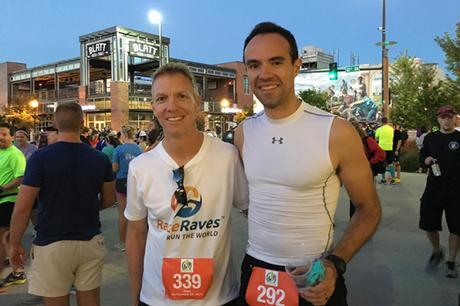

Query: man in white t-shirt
[235,22,381,306]
[125,63,248,306]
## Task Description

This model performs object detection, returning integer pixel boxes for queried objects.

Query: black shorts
[139,298,238,306]
[384,150,393,164]
[0,202,14,228]
[419,182,460,235]
[238,254,348,306]
[115,178,127,194]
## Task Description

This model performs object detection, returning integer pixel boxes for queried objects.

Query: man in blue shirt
[8,102,115,306]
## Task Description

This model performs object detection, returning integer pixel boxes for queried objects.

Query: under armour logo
[272,137,284,144]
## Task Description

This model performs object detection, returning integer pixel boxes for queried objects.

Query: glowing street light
[148,10,163,67]
[29,99,39,108]
[220,98,230,109]
[29,99,39,133]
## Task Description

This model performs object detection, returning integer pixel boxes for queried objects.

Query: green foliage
[435,22,460,105]
[390,53,451,129]
[0,105,37,129]
[400,141,420,172]
[298,89,330,111]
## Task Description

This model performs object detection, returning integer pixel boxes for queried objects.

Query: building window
[243,76,250,95]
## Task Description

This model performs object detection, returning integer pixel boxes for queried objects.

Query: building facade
[2,26,252,134]
[300,46,334,70]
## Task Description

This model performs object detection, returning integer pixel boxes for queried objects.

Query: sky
[1,0,459,71]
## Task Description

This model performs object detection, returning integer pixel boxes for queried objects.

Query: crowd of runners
[0,22,458,306]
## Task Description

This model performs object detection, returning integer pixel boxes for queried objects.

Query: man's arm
[419,133,434,166]
[0,177,23,193]
[330,118,382,261]
[394,139,402,156]
[126,218,148,306]
[301,119,381,305]
[100,181,115,210]
[112,162,119,173]
[9,185,40,269]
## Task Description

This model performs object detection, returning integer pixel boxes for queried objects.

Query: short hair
[243,22,299,64]
[54,102,83,133]
[120,125,135,139]
[381,117,389,124]
[15,128,29,138]
[349,120,366,139]
[0,122,14,136]
[152,62,199,98]
[43,126,59,133]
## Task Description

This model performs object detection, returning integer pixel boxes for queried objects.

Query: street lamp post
[382,0,389,118]
[149,10,163,68]
[376,0,397,118]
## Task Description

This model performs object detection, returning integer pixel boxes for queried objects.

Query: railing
[37,90,56,101]
[129,96,151,110]
[201,101,221,113]
[58,88,78,100]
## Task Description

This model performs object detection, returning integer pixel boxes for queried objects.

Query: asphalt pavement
[0,172,458,306]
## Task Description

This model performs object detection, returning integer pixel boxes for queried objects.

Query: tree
[298,89,330,111]
[234,106,254,124]
[390,53,449,128]
[0,105,37,129]
[435,22,460,105]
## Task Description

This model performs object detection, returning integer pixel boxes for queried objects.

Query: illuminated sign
[221,106,242,114]
[81,105,96,111]
[87,41,111,58]
[129,42,158,59]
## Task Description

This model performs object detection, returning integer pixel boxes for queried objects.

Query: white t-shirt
[125,135,248,306]
[242,102,340,266]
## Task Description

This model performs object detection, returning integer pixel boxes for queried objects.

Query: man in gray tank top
[235,22,382,306]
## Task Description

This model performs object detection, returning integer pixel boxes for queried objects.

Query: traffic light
[328,62,338,80]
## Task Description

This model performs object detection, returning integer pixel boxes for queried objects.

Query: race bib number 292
[245,267,298,306]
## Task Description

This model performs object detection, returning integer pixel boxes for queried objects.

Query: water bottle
[431,161,441,177]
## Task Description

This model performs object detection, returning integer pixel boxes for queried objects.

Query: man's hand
[424,156,436,166]
[299,260,337,306]
[394,150,399,157]
[9,242,26,270]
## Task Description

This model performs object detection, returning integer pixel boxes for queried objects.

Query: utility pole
[376,0,396,118]
[382,0,389,118]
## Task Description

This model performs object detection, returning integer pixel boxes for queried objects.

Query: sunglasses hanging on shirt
[172,166,188,206]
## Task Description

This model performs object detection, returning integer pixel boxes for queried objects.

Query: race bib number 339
[162,258,213,300]
[245,267,298,306]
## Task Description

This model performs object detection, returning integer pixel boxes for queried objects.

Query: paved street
[0,172,458,306]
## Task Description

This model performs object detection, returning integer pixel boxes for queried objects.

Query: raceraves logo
[272,137,284,144]
[448,141,459,150]
[170,186,202,218]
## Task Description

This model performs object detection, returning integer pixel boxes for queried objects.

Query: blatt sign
[87,41,111,58]
[129,42,158,59]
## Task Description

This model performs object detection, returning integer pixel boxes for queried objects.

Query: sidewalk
[1,172,458,306]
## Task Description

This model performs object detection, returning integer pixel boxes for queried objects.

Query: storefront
[6,25,243,132]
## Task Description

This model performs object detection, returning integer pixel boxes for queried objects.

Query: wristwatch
[325,254,347,276]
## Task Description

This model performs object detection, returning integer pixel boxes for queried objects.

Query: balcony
[201,101,221,113]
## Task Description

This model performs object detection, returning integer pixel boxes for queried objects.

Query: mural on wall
[295,69,384,122]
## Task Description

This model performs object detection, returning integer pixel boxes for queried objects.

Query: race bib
[162,258,213,300]
[245,267,299,306]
